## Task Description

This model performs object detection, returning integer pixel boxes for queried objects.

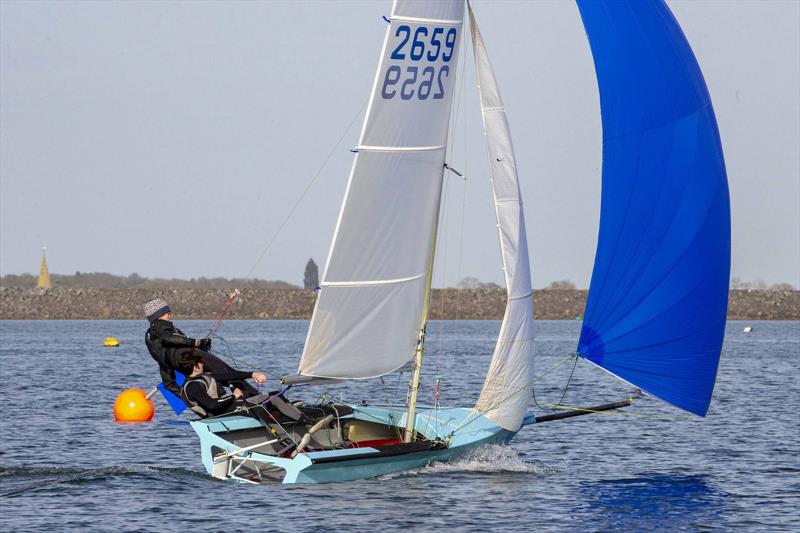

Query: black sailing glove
[195,337,212,351]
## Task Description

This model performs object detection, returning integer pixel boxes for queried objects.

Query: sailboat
[187,0,729,484]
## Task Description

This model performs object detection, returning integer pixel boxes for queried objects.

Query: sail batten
[576,0,730,417]
[390,15,462,25]
[322,273,426,287]
[298,0,464,380]
[469,4,536,433]
[357,144,447,152]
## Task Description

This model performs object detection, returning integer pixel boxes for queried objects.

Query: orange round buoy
[114,388,154,422]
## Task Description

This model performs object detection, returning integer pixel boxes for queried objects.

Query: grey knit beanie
[144,298,171,322]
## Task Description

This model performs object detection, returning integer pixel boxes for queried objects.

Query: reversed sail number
[381,25,456,101]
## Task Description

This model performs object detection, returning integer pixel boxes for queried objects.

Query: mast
[404,170,446,442]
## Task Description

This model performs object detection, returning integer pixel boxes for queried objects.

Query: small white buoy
[743,326,752,333]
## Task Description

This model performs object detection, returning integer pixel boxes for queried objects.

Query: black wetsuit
[181,370,255,418]
[144,319,257,397]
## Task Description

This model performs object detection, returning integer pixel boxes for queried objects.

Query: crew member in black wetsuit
[143,297,258,397]
[177,350,267,418]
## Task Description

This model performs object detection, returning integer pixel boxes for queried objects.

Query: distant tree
[769,282,797,291]
[456,277,501,289]
[0,272,299,289]
[0,273,36,287]
[457,276,482,289]
[304,258,320,290]
[545,279,576,290]
[730,278,797,291]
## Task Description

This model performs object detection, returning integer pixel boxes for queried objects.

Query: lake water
[0,320,798,532]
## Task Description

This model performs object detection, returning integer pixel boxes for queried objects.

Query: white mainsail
[299,0,465,379]
[470,5,536,432]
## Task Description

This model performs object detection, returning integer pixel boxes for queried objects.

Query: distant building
[37,247,52,289]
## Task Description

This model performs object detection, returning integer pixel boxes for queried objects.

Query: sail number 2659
[381,25,456,101]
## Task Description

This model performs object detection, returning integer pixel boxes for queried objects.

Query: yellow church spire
[37,247,52,289]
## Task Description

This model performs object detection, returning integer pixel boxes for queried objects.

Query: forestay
[469,5,536,432]
[299,0,464,379]
[576,0,730,416]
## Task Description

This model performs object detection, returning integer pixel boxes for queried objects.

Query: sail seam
[507,290,533,301]
[357,144,446,152]
[603,103,712,142]
[389,15,463,26]
[322,273,426,287]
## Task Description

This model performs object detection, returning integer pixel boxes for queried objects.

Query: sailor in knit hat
[143,298,259,398]
[143,298,171,323]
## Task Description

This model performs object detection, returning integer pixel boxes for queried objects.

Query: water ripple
[0,319,797,532]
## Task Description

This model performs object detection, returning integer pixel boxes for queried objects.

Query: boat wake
[0,465,206,497]
[384,445,563,480]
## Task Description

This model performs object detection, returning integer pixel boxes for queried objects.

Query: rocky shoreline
[1,287,797,320]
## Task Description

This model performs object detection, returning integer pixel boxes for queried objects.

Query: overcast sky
[1,0,798,288]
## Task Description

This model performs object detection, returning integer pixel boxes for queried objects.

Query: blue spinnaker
[576,0,730,416]
[158,371,187,415]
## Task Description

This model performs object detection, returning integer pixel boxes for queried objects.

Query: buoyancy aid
[180,374,232,418]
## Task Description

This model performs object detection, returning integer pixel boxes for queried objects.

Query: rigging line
[351,406,406,428]
[207,289,240,337]
[446,30,468,162]
[433,160,453,373]
[208,334,253,368]
[379,376,400,435]
[532,353,579,411]
[434,26,469,372]
[259,405,299,445]
[244,97,368,280]
[448,354,579,435]
[391,371,404,439]
[380,376,389,407]
[454,49,469,320]
[208,334,290,377]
